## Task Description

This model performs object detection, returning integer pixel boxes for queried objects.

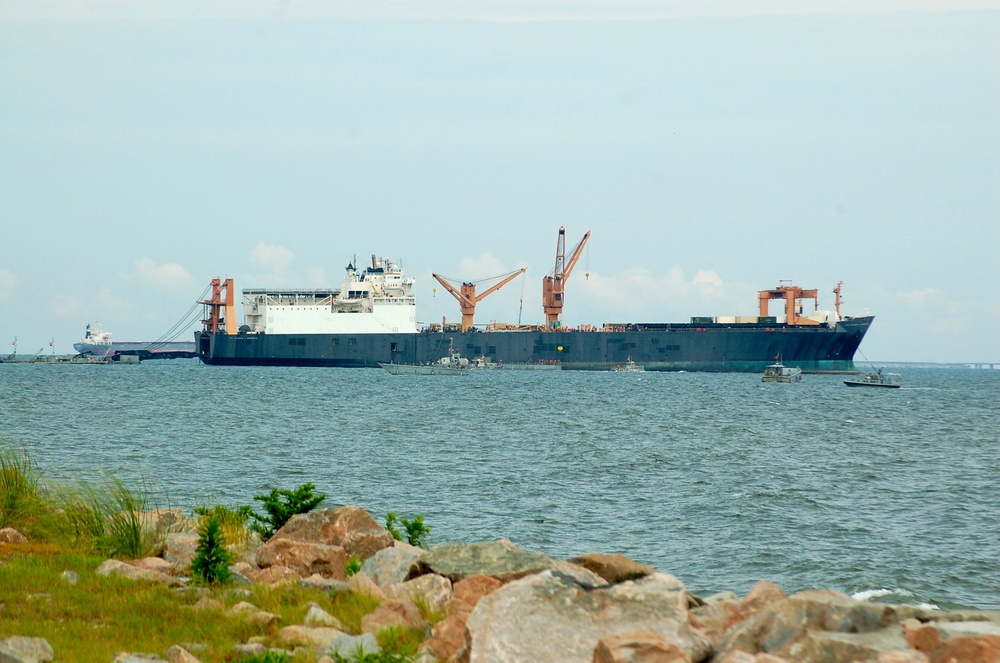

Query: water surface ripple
[1,362,997,609]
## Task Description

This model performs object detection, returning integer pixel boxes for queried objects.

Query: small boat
[611,356,644,372]
[379,342,470,376]
[762,360,802,383]
[844,368,901,389]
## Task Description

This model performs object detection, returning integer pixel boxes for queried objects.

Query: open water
[1,361,997,610]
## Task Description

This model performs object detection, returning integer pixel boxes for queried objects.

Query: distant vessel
[611,356,644,372]
[74,323,196,359]
[379,341,470,376]
[762,358,802,383]
[844,368,901,389]
[194,231,872,372]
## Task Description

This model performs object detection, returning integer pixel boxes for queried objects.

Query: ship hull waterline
[195,316,872,373]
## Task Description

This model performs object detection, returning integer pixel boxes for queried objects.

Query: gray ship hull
[195,316,872,373]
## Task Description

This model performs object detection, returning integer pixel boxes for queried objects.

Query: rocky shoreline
[2,506,997,663]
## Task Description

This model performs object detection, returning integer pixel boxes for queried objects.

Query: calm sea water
[1,361,997,610]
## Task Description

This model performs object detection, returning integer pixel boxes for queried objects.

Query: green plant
[385,512,431,548]
[249,482,326,540]
[193,503,253,547]
[0,441,44,531]
[384,512,402,541]
[55,474,158,559]
[345,554,363,576]
[190,514,234,585]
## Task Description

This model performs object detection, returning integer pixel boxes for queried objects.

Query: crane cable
[144,284,212,349]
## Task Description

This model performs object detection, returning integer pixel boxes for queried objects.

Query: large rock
[713,589,904,662]
[361,544,423,587]
[415,538,605,584]
[256,538,349,579]
[163,532,199,572]
[0,636,54,662]
[0,528,28,544]
[95,559,184,587]
[465,570,711,663]
[567,553,656,584]
[592,631,688,663]
[271,506,394,560]
[384,573,453,616]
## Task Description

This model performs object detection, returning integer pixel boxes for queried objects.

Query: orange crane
[758,284,821,326]
[542,226,591,328]
[432,268,528,332]
[199,278,236,334]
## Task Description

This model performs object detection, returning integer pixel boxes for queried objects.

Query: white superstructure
[242,256,418,335]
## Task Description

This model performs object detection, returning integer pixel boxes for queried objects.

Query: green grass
[0,546,421,662]
[0,442,424,661]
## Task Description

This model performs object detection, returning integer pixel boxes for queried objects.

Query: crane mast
[542,226,591,329]
[433,268,528,332]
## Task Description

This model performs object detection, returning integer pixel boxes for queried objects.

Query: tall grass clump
[0,441,45,532]
[54,473,160,559]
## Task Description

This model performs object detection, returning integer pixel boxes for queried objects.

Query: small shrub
[384,512,431,548]
[190,514,234,585]
[384,512,402,541]
[193,503,253,548]
[345,554,362,576]
[249,482,326,540]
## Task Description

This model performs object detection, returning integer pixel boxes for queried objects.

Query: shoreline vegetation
[2,442,998,663]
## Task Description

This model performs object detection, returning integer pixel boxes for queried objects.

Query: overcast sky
[1,1,997,363]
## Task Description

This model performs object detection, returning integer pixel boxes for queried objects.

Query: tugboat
[761,356,802,383]
[844,368,901,389]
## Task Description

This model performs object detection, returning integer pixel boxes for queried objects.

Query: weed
[194,503,254,548]
[53,473,159,559]
[191,514,234,585]
[249,483,326,540]
[384,512,431,548]
[0,441,44,532]
[345,554,363,576]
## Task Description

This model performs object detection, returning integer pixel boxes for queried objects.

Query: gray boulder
[0,636,54,663]
[465,570,711,663]
[415,538,604,584]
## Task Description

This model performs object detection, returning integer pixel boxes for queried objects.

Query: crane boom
[433,268,527,332]
[542,227,591,328]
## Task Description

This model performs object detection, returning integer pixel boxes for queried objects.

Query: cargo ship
[75,323,196,360]
[194,233,872,373]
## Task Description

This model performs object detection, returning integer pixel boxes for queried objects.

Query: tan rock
[360,598,427,634]
[466,571,711,663]
[348,571,388,601]
[130,557,176,574]
[904,619,941,652]
[0,527,28,544]
[928,634,1000,663]
[422,612,470,662]
[385,573,453,616]
[569,553,656,584]
[592,631,688,663]
[163,532,199,572]
[248,565,301,586]
[453,574,503,607]
[878,650,929,663]
[255,538,348,579]
[271,506,394,560]
[304,603,345,630]
[165,644,202,663]
[95,559,184,587]
[738,581,787,617]
[278,625,345,649]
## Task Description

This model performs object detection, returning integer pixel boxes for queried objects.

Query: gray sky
[1,1,997,362]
